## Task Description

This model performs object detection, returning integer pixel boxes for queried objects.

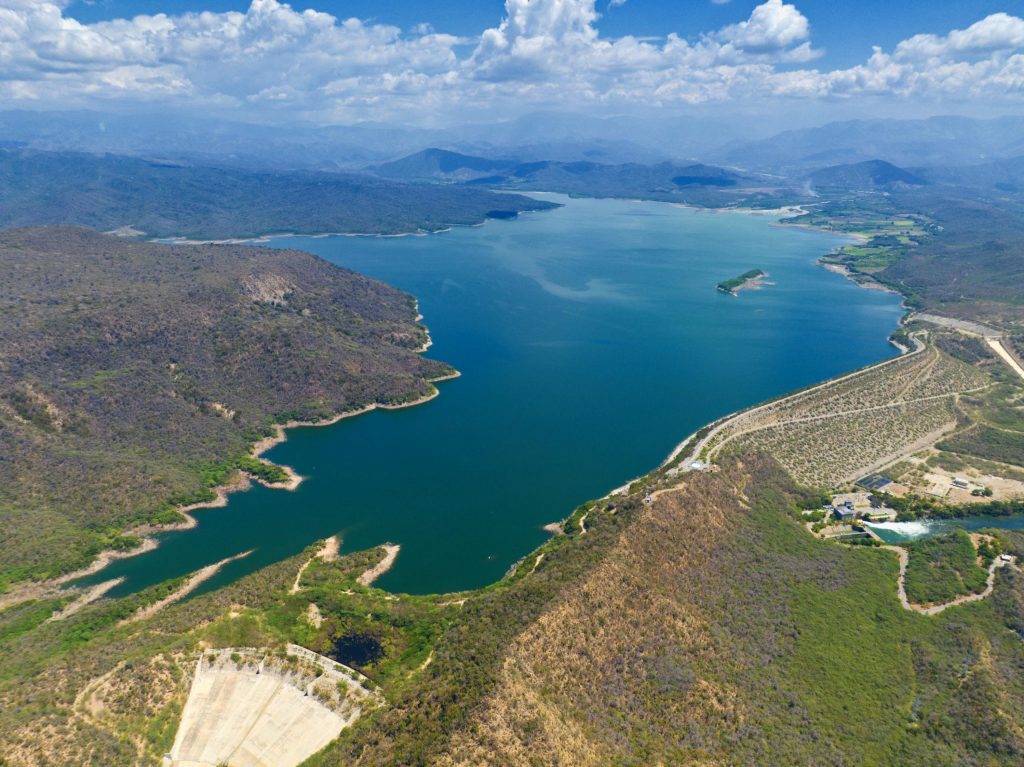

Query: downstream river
[868,516,1024,543]
[78,195,904,596]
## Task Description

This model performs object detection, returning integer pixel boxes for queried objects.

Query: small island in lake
[717,269,768,295]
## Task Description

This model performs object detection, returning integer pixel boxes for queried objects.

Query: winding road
[882,544,1016,616]
[913,312,1024,384]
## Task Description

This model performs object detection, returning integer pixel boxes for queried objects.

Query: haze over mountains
[0,148,554,239]
[710,115,1024,172]
[5,109,1024,244]
[802,160,927,191]
[6,110,1024,176]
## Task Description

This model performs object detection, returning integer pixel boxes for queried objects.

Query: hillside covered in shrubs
[0,227,453,584]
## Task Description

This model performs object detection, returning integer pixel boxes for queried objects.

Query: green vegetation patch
[939,425,1024,467]
[933,333,994,365]
[904,529,989,605]
[717,268,765,294]
[235,456,290,484]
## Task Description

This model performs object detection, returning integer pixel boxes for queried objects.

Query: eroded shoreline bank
[0,366,460,611]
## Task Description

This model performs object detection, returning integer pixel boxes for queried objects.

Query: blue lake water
[77,194,905,597]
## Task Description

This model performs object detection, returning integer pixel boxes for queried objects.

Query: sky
[4,0,1024,126]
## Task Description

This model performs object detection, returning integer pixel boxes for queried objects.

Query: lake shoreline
[0,366,461,610]
[249,369,462,483]
[77,196,903,599]
[149,205,557,246]
[598,326,922,505]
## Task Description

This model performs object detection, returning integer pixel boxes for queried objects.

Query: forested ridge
[0,148,556,239]
[0,227,453,584]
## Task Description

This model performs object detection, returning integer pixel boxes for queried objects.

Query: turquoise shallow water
[77,194,905,597]
[867,516,1024,544]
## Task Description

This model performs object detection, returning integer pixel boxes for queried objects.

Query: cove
[76,194,904,597]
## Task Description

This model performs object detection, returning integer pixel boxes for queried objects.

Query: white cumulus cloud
[895,13,1024,60]
[715,0,809,53]
[0,0,1021,121]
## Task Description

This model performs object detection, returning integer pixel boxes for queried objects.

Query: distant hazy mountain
[0,110,447,171]
[0,108,785,173]
[715,116,1024,172]
[373,148,747,204]
[9,109,1024,180]
[372,148,513,182]
[0,109,686,172]
[0,148,555,239]
[918,155,1024,194]
[437,110,743,163]
[804,160,927,190]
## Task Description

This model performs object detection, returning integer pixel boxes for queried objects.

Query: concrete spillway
[167,645,377,767]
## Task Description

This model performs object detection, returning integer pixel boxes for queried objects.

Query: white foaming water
[864,520,938,540]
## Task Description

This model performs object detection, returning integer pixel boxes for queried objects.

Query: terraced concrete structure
[167,645,377,767]
[695,335,989,487]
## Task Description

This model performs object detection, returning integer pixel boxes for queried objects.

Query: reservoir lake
[77,195,905,597]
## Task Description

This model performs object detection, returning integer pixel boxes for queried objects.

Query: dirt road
[882,545,1015,616]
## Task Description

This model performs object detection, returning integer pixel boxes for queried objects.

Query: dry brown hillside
[415,455,1024,766]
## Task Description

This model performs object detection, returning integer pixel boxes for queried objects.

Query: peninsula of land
[0,226,456,586]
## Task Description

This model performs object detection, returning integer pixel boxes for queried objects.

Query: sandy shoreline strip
[819,262,899,293]
[0,472,259,613]
[723,272,772,296]
[158,228,441,246]
[121,550,253,625]
[290,536,341,594]
[151,212,550,246]
[48,578,126,622]
[770,220,871,244]
[250,370,461,473]
[358,544,401,587]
